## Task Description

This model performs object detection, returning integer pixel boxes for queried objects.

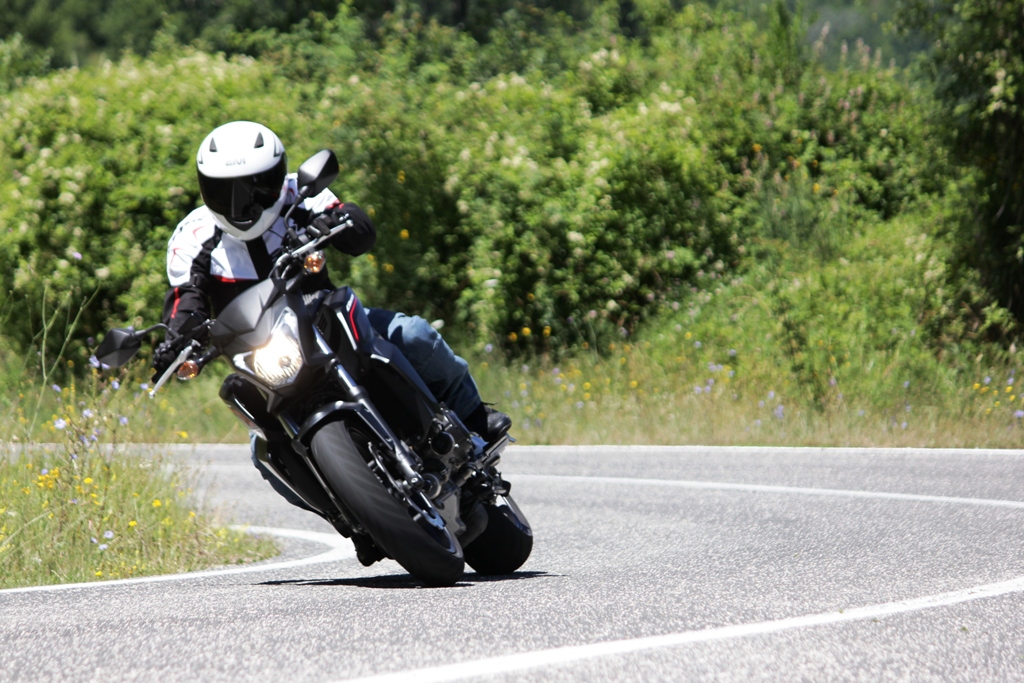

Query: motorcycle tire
[463,494,533,576]
[311,420,465,587]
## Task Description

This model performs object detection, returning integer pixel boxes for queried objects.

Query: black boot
[465,403,512,445]
[351,533,386,567]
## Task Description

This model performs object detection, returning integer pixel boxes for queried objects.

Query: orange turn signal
[304,251,326,274]
[177,360,200,380]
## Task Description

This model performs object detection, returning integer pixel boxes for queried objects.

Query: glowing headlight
[236,308,303,387]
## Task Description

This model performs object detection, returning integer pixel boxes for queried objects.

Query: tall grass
[0,295,275,589]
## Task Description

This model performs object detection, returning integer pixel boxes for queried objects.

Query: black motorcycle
[96,149,532,586]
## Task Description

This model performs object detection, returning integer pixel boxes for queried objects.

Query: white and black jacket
[161,173,375,333]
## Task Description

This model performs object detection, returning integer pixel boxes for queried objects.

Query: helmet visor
[199,155,287,226]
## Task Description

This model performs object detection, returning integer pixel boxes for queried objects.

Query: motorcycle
[95,149,533,586]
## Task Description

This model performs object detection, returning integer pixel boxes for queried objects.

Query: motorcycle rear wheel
[463,494,533,575]
[311,420,465,586]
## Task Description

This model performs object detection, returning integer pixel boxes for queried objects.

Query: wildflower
[754,419,762,426]
[1015,411,1024,419]
[575,402,584,409]
[521,327,532,337]
[984,376,992,385]
[728,349,737,357]
[119,416,129,426]
[95,571,103,577]
[91,537,98,544]
[829,377,838,387]
[758,400,765,407]
[128,520,137,528]
[901,422,908,429]
[140,383,149,391]
[484,344,493,353]
[84,477,93,484]
[51,384,61,393]
[98,544,108,551]
[704,386,712,394]
[973,383,981,390]
[40,469,48,475]
[858,409,866,416]
[82,409,94,418]
[400,229,409,239]
[152,499,162,508]
[694,341,702,348]
[694,386,702,394]
[774,405,784,420]
[54,418,67,430]
[768,391,776,399]
[103,530,114,539]
[111,380,120,390]
[72,251,82,260]
[903,381,910,389]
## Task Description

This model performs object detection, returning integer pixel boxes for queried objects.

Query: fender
[292,399,399,458]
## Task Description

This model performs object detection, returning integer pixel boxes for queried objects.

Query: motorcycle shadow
[258,570,554,590]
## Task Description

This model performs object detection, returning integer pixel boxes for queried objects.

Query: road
[3,444,1024,682]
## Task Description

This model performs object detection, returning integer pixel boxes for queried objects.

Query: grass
[0,366,275,590]
[472,343,1024,448]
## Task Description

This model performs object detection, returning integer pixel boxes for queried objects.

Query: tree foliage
[895,0,1024,322]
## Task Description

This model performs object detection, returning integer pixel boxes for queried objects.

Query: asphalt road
[3,444,1024,682]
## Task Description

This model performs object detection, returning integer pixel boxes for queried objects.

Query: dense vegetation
[0,0,1023,445]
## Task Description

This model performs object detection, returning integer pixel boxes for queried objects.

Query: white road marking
[334,474,1024,683]
[515,474,1024,509]
[0,526,354,595]
[336,574,1024,683]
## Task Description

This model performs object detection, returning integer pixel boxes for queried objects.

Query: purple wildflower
[54,418,67,430]
[774,404,784,420]
[119,416,129,426]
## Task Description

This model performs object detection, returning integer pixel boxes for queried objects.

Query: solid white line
[337,574,1024,683]
[0,526,354,596]
[514,474,1024,510]
[332,474,1024,683]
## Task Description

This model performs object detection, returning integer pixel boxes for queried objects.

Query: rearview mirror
[95,328,142,368]
[296,149,339,199]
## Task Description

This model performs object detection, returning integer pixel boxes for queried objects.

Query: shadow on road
[257,570,556,590]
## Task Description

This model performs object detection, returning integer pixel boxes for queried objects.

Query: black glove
[151,340,179,383]
[310,208,348,238]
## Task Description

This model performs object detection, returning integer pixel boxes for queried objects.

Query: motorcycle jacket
[161,173,375,334]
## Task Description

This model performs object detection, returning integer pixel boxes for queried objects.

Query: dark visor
[199,155,287,224]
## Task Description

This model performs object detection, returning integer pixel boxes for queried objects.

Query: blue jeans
[364,308,482,420]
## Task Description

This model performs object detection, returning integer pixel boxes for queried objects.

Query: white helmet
[196,121,288,241]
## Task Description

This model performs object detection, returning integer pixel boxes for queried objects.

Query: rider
[153,120,511,518]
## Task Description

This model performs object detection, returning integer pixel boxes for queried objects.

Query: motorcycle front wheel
[311,420,465,587]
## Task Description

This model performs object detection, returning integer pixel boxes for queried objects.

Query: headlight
[233,308,303,387]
